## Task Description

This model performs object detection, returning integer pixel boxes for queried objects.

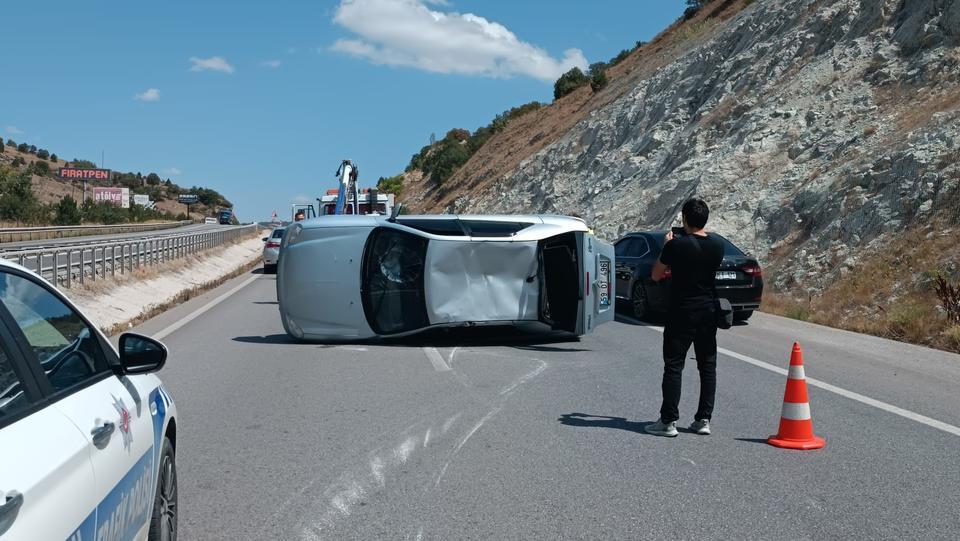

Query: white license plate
[716,271,737,281]
[598,259,610,306]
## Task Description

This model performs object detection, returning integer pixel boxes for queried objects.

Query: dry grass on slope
[410,0,753,213]
[763,220,960,353]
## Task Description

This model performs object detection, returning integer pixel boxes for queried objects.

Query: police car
[0,260,178,540]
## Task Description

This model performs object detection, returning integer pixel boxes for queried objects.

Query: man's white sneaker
[690,419,711,435]
[645,418,678,437]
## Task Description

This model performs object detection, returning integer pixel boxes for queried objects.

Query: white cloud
[134,88,161,102]
[287,47,299,54]
[5,126,22,134]
[260,60,282,68]
[330,0,587,82]
[189,56,235,73]
[163,167,182,176]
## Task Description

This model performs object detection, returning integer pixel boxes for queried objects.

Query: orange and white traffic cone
[767,342,825,450]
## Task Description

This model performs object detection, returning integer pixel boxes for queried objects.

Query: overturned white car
[276,215,615,341]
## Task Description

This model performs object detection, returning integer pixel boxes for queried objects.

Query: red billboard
[58,167,112,181]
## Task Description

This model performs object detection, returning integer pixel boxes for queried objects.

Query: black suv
[614,231,763,321]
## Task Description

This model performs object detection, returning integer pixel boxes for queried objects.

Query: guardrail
[0,220,194,244]
[0,224,259,289]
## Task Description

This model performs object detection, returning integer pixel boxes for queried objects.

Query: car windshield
[361,228,429,334]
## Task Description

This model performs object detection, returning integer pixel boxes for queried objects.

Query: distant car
[0,259,178,540]
[277,215,615,341]
[614,230,763,321]
[204,217,218,224]
[262,228,285,273]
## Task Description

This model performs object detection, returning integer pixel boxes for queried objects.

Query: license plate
[716,271,737,281]
[598,259,610,306]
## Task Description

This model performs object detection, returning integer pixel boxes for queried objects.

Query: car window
[271,229,286,239]
[395,218,466,236]
[0,341,31,422]
[718,236,745,256]
[462,220,533,237]
[0,272,112,394]
[616,237,648,257]
[362,228,430,334]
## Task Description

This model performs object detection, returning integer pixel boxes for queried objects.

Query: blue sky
[0,0,686,221]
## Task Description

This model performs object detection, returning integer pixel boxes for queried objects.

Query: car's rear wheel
[631,281,650,320]
[734,310,754,321]
[149,437,177,541]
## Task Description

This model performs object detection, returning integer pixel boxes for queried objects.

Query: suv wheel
[149,437,177,541]
[631,281,649,320]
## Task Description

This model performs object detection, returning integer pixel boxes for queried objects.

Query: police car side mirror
[119,333,168,374]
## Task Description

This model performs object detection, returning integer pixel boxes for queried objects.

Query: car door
[0,281,98,540]
[0,270,156,541]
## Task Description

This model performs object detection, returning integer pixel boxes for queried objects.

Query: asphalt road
[130,270,960,540]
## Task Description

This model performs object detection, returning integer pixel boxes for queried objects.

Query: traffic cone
[767,342,825,450]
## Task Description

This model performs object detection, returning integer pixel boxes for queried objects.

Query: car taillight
[742,264,762,277]
[266,241,281,248]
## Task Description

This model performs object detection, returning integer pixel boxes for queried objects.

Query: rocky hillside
[401,0,960,350]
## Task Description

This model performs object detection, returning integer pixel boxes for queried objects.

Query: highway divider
[0,224,259,289]
[0,220,193,243]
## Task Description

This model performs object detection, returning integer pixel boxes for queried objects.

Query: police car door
[0,271,156,541]
[0,317,98,540]
[579,232,616,334]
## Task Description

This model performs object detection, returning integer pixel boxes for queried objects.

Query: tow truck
[291,159,395,220]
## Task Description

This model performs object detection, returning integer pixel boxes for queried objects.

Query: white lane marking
[153,274,260,340]
[423,347,451,372]
[499,361,547,396]
[639,324,960,438]
[423,427,431,448]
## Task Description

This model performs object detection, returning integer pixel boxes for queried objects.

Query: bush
[0,144,4,154]
[50,153,57,162]
[71,159,97,169]
[28,145,37,154]
[81,200,127,225]
[29,160,50,176]
[591,70,609,91]
[377,175,404,197]
[446,128,470,142]
[17,143,29,153]
[934,273,960,325]
[146,172,161,185]
[11,157,25,168]
[0,165,44,224]
[36,149,49,160]
[554,67,589,100]
[5,139,14,147]
[54,195,82,225]
[610,49,633,66]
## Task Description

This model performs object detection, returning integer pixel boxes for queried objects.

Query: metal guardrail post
[66,249,73,288]
[79,249,85,286]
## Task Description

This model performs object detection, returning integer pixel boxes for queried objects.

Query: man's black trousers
[660,317,718,424]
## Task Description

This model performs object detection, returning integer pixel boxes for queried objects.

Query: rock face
[447,0,960,293]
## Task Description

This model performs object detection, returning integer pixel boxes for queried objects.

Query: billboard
[58,167,111,181]
[92,187,130,208]
[132,194,150,207]
[178,194,199,204]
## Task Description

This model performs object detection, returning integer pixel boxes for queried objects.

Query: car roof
[297,214,587,229]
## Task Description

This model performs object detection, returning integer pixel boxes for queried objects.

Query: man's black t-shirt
[659,233,724,315]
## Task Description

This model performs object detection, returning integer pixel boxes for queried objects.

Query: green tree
[28,145,37,154]
[36,149,49,160]
[71,159,97,169]
[146,172,161,185]
[377,175,404,197]
[0,165,43,223]
[591,70,609,91]
[54,195,81,225]
[17,143,29,153]
[553,67,589,100]
[50,153,57,162]
[5,139,14,147]
[30,160,50,176]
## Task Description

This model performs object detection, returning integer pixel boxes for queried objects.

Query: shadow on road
[557,413,654,434]
[734,437,770,445]
[251,301,278,305]
[615,313,663,327]
[232,326,586,349]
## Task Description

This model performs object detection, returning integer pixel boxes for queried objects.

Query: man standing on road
[645,198,724,437]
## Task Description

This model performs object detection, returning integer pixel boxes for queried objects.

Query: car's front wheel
[149,437,177,541]
[631,281,650,320]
